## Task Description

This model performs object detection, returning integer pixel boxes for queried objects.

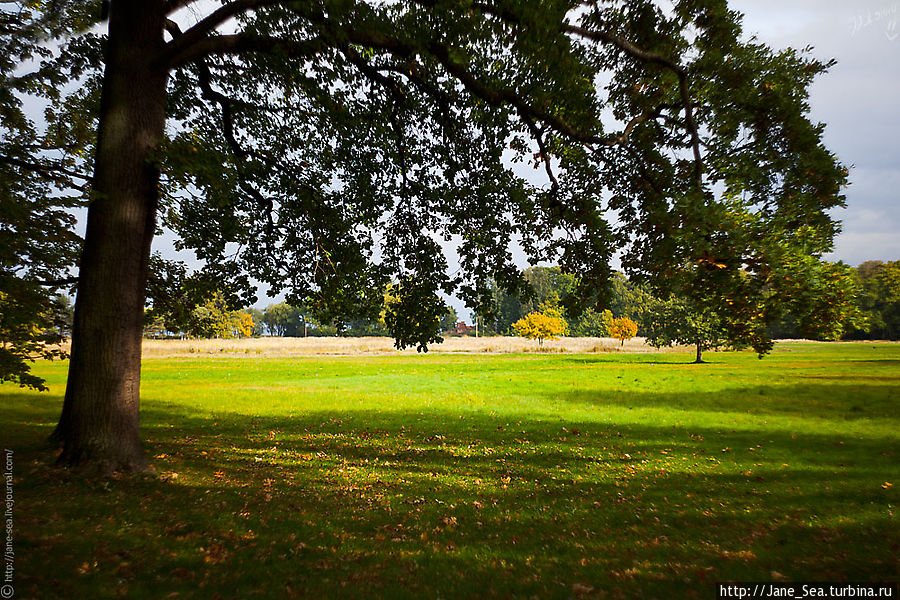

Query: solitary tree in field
[2,0,851,474]
[643,297,725,363]
[512,310,569,348]
[608,316,638,346]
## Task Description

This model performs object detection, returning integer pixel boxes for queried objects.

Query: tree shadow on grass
[548,354,692,366]
[3,382,899,599]
[559,382,900,423]
[850,359,900,365]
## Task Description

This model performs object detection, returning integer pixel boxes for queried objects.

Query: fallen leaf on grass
[572,583,595,596]
[721,550,757,561]
[78,561,96,575]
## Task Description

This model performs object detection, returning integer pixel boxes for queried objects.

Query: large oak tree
[1,0,849,474]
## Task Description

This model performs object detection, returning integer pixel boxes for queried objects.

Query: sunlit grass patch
[2,342,897,599]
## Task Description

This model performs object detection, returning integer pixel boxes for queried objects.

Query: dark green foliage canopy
[0,2,99,388]
[2,0,852,388]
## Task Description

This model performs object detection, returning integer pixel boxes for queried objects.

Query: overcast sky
[730,0,900,265]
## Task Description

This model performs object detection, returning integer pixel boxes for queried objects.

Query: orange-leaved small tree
[609,316,638,346]
[512,308,569,348]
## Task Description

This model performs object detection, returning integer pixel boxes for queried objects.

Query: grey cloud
[730,0,900,266]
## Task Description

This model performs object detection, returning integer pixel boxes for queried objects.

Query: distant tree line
[475,266,721,359]
[824,261,899,341]
[19,260,848,343]
[473,263,893,360]
[244,300,460,339]
[474,267,654,338]
[137,258,461,339]
[144,291,255,339]
[143,298,378,339]
[32,259,885,363]
[129,261,897,343]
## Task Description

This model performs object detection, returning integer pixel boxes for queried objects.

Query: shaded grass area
[2,343,898,599]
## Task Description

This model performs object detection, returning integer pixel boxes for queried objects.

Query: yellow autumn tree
[512,310,568,348]
[608,316,638,346]
[232,311,256,338]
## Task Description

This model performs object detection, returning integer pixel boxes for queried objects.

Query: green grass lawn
[2,343,898,599]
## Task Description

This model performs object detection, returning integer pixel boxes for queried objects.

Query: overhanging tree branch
[523,118,559,194]
[163,0,282,56]
[0,153,91,183]
[334,43,413,194]
[164,11,678,158]
[163,30,327,68]
[462,0,703,181]
[166,20,279,251]
[36,276,80,287]
[561,23,703,182]
[332,28,669,152]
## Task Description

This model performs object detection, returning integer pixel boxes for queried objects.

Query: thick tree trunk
[694,341,703,364]
[51,1,168,475]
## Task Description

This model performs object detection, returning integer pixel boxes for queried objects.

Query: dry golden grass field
[136,335,669,357]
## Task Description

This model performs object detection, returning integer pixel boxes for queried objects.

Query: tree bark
[51,0,169,475]
[694,341,703,364]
